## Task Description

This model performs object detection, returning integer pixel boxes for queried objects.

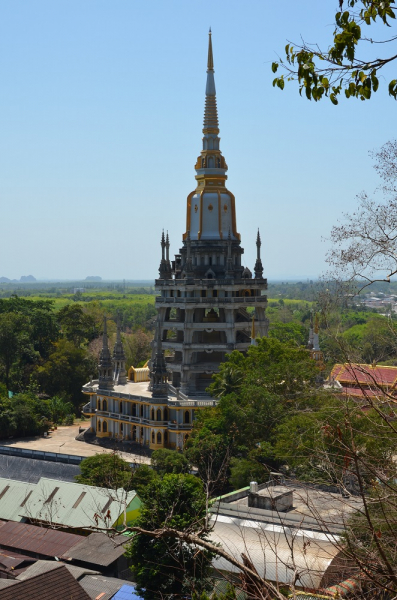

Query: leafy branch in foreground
[272,0,397,104]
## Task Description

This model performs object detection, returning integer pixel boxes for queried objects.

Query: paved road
[1,424,150,465]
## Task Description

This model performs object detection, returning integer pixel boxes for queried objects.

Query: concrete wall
[248,490,293,512]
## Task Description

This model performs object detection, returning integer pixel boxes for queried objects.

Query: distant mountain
[0,277,10,283]
[85,276,102,281]
[20,275,36,282]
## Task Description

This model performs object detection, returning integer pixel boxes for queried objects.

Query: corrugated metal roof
[16,559,99,581]
[0,564,91,600]
[12,477,137,530]
[79,574,131,600]
[0,520,81,557]
[0,455,80,484]
[0,548,35,571]
[63,532,127,567]
[210,517,340,589]
[0,581,18,590]
[0,479,37,521]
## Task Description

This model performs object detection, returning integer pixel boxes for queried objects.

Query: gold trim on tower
[217,190,223,239]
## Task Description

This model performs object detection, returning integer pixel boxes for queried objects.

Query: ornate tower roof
[151,321,168,399]
[113,317,127,385]
[254,229,264,279]
[184,30,239,242]
[98,316,114,390]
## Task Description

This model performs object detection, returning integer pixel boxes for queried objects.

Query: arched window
[164,408,169,421]
[140,405,144,417]
[184,411,190,424]
[97,420,101,432]
[151,408,155,421]
[217,157,221,168]
[97,399,101,410]
[119,402,123,414]
[164,430,168,443]
[157,432,162,444]
[102,421,108,433]
[120,422,123,432]
[102,399,107,411]
[132,403,136,417]
[151,431,155,443]
[157,409,161,421]
[132,425,136,441]
[208,156,214,168]
[140,427,144,439]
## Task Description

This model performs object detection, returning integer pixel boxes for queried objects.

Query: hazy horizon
[2,1,394,280]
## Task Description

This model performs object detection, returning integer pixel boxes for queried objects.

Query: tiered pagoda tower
[152,31,268,396]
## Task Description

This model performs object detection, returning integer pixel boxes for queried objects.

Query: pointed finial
[116,313,121,340]
[256,229,261,247]
[166,231,170,245]
[207,28,214,71]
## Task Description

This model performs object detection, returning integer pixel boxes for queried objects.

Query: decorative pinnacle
[166,231,170,247]
[161,229,165,247]
[207,28,214,71]
[116,314,121,342]
[256,229,261,247]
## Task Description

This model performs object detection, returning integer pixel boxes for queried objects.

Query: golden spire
[207,28,214,71]
[203,29,218,133]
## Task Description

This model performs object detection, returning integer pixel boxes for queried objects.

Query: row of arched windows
[150,408,169,421]
[97,399,107,411]
[97,420,108,433]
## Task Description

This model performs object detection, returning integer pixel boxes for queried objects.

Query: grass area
[267,298,314,306]
[23,292,156,311]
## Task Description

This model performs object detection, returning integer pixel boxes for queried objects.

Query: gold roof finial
[207,28,214,71]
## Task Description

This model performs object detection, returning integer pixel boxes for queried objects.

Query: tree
[34,339,95,407]
[57,304,96,347]
[327,139,397,288]
[186,338,322,492]
[0,312,33,388]
[47,396,75,425]
[268,321,307,346]
[151,448,190,476]
[272,1,397,103]
[75,452,134,490]
[126,474,214,599]
[131,464,159,497]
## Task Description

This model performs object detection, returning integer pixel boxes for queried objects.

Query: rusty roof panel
[0,521,81,558]
[64,532,127,567]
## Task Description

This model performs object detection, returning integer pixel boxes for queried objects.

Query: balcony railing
[155,296,267,304]
[155,278,268,287]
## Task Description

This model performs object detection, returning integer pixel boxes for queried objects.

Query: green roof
[0,477,138,530]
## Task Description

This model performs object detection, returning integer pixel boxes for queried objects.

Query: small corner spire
[207,28,214,71]
[256,228,261,247]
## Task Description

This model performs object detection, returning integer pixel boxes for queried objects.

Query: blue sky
[1,1,395,281]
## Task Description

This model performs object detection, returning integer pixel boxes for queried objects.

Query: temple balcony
[155,296,268,306]
[82,402,95,416]
[162,321,252,330]
[155,277,267,288]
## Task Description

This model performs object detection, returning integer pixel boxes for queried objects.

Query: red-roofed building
[328,363,397,401]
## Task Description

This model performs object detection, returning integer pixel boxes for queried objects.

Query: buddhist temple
[82,31,268,449]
